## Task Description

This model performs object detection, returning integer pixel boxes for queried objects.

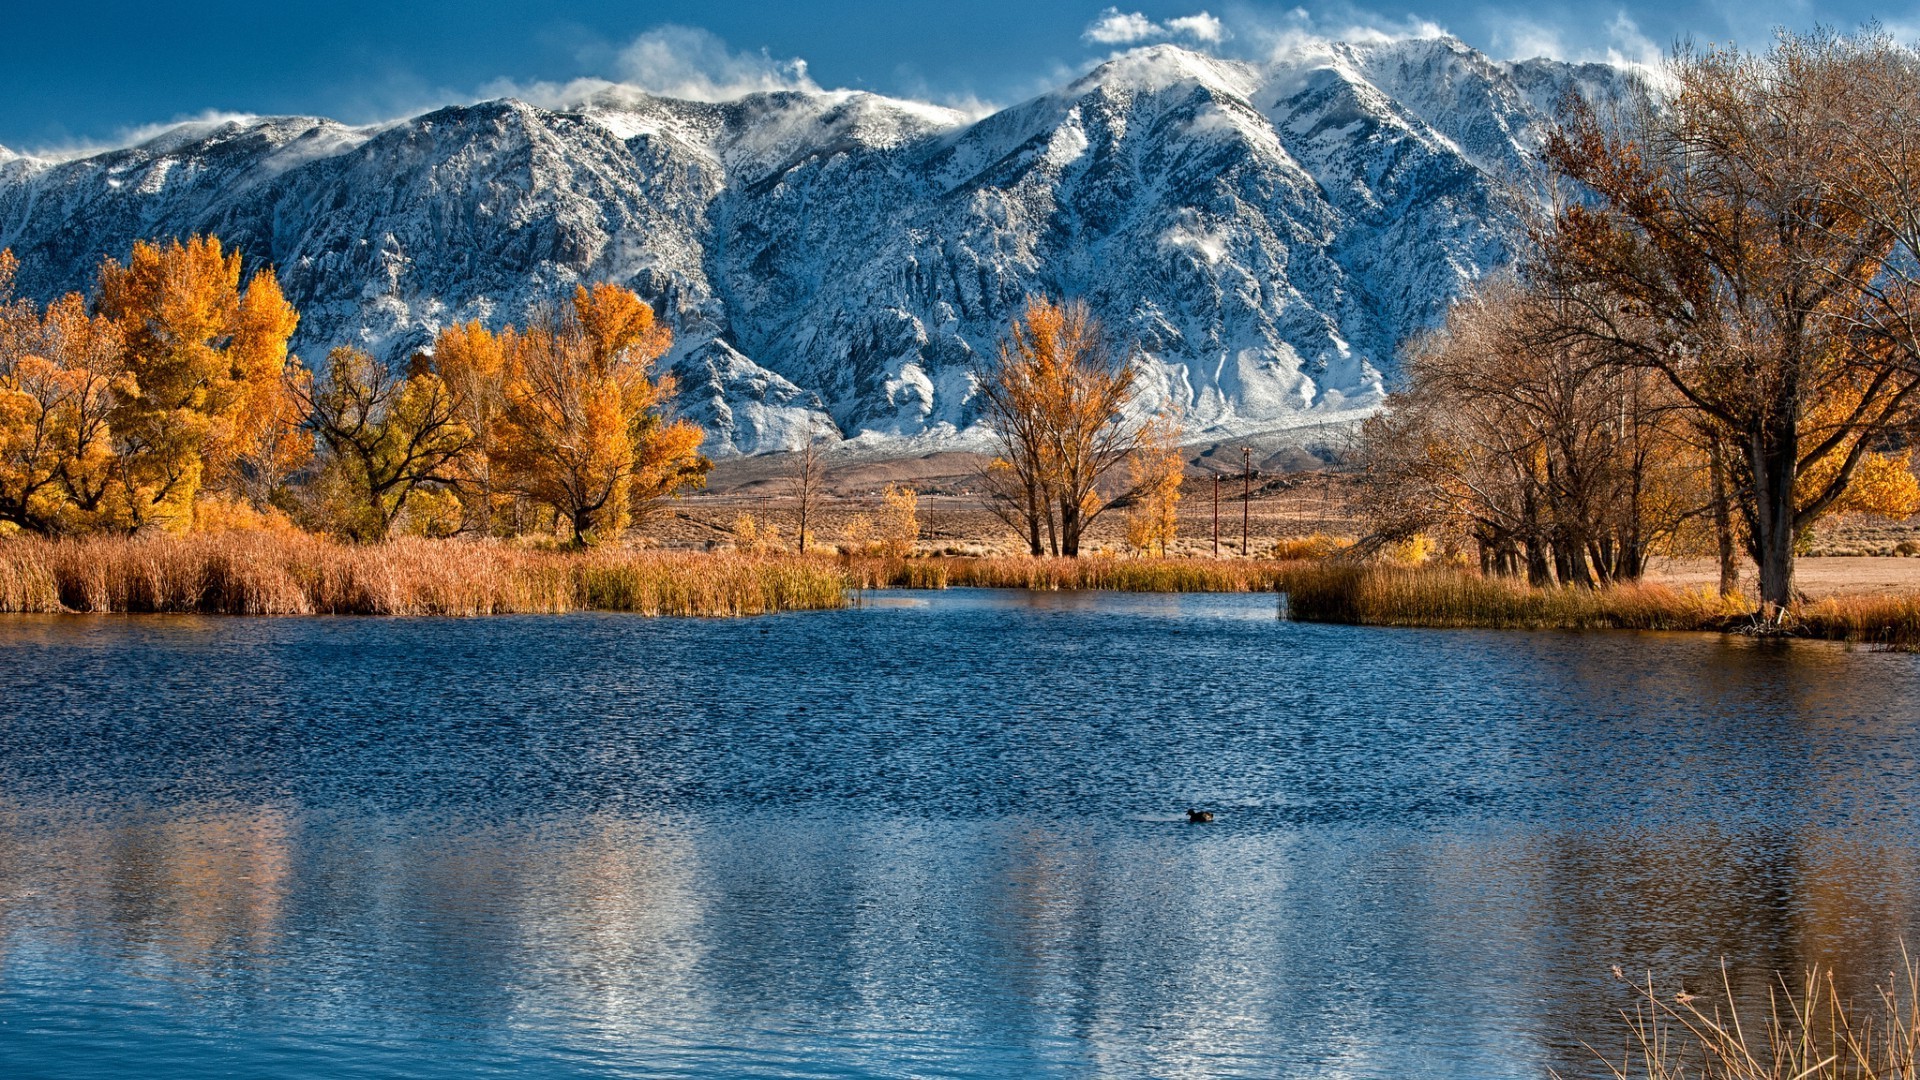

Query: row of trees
[0,237,710,544]
[1,239,1180,555]
[1363,29,1920,609]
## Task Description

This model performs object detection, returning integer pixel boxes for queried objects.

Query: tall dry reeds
[0,534,849,616]
[848,555,1295,593]
[1795,593,1920,650]
[1568,957,1920,1080]
[1278,563,1752,631]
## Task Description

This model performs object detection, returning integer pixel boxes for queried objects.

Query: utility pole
[1241,446,1252,557]
[1212,471,1220,557]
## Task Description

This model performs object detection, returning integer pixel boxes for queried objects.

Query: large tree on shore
[438,283,708,546]
[976,297,1141,557]
[301,347,472,542]
[94,236,304,531]
[1543,30,1920,612]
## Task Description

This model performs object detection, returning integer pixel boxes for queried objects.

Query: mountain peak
[0,47,1640,455]
[1074,44,1260,100]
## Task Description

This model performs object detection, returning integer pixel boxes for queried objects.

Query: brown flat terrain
[650,451,1920,595]
[655,452,1361,556]
[1648,556,1920,599]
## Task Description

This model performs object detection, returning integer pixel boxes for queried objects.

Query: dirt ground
[1646,556,1920,599]
[652,450,1361,557]
[646,449,1920,595]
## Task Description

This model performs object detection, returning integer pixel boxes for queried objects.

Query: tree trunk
[1025,482,1044,556]
[1746,422,1798,615]
[1708,437,1740,596]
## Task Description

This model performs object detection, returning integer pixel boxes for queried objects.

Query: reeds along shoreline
[0,533,850,616]
[4,536,1920,647]
[1567,955,1920,1080]
[1275,563,1920,649]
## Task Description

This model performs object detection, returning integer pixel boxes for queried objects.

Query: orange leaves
[90,236,306,529]
[0,274,126,533]
[1126,414,1185,556]
[429,283,707,545]
[976,295,1141,556]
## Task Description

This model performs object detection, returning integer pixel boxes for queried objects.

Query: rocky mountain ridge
[0,39,1634,455]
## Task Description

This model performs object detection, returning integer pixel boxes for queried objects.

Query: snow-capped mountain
[0,39,1633,455]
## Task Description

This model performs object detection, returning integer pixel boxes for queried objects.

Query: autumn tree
[789,417,828,552]
[976,297,1142,557]
[433,319,513,534]
[1361,277,1702,584]
[301,347,472,542]
[0,255,125,534]
[1544,30,1920,611]
[879,482,919,557]
[477,285,706,545]
[93,236,304,531]
[1126,415,1185,556]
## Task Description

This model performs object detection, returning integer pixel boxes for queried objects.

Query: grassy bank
[1279,563,1920,649]
[844,555,1294,593]
[0,534,850,616]
[7,538,1920,647]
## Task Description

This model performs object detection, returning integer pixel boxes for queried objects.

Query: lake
[3,589,1919,1078]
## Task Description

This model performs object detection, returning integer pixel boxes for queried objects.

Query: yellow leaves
[432,283,708,545]
[1125,415,1184,556]
[190,493,300,535]
[879,483,919,557]
[1817,451,1920,519]
[731,511,782,554]
[573,282,668,373]
[92,235,304,524]
[0,277,126,533]
[979,295,1141,556]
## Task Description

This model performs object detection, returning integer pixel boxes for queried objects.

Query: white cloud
[1482,9,1665,76]
[479,25,826,113]
[611,25,820,101]
[1083,9,1230,47]
[1085,9,1161,45]
[1237,6,1452,57]
[1166,13,1227,44]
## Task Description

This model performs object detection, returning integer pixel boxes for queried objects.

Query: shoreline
[3,536,1917,649]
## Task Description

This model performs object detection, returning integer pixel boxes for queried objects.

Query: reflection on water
[2,592,1919,1078]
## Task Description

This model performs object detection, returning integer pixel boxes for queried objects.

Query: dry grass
[1277,563,1920,649]
[11,537,1920,644]
[1795,593,1920,650]
[1279,563,1753,631]
[0,534,849,616]
[845,554,1296,593]
[1568,956,1920,1080]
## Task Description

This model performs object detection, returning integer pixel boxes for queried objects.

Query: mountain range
[0,38,1634,455]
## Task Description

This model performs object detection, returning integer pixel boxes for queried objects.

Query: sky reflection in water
[2,591,1919,1078]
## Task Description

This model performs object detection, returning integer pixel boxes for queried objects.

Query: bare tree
[789,416,828,553]
[1543,30,1920,611]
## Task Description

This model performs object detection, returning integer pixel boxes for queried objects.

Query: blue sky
[0,0,1903,151]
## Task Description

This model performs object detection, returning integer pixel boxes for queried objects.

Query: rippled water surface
[4,590,1920,1078]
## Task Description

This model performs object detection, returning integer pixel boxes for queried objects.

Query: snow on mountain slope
[0,39,1636,455]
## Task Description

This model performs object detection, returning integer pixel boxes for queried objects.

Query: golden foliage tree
[93,236,304,531]
[302,347,473,543]
[1125,415,1185,556]
[433,319,513,534]
[0,257,125,534]
[437,283,708,545]
[879,482,919,557]
[976,297,1142,557]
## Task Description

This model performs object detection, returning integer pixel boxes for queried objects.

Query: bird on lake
[1186,809,1214,823]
